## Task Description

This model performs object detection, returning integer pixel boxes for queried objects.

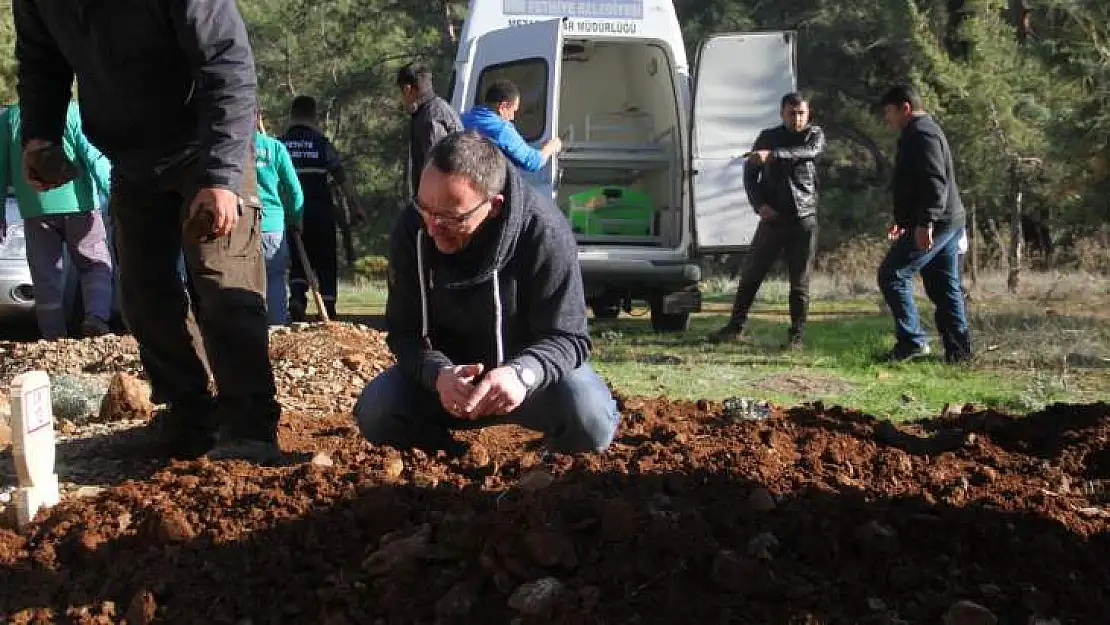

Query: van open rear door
[690,31,797,252]
[461,19,565,198]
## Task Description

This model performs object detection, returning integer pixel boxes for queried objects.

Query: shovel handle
[290,231,330,322]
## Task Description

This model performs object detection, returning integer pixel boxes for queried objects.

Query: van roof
[459,0,687,63]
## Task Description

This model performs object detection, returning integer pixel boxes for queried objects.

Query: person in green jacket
[0,101,113,339]
[255,110,304,325]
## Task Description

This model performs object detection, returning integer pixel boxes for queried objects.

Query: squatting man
[354,131,620,454]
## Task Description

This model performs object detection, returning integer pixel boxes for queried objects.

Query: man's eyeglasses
[413,198,488,230]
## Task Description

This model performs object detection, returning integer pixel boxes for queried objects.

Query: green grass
[334,276,1110,420]
[338,281,389,310]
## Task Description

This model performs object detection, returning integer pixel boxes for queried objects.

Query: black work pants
[110,153,279,441]
[289,213,338,320]
[727,215,818,336]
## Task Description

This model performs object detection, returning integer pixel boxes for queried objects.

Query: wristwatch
[509,361,538,390]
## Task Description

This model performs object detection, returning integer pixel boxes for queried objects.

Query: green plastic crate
[565,187,654,236]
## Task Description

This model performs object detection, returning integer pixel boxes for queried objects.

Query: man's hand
[887,224,905,241]
[23,139,79,192]
[436,364,484,418]
[746,149,772,165]
[544,136,563,154]
[757,205,777,221]
[462,365,527,419]
[184,188,240,242]
[914,224,934,251]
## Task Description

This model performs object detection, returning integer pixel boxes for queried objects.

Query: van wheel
[650,307,690,333]
[591,301,621,320]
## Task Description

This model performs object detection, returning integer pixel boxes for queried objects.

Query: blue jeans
[261,231,289,325]
[354,363,621,454]
[877,226,972,359]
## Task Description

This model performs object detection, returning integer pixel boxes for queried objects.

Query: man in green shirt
[0,101,112,339]
[255,111,303,325]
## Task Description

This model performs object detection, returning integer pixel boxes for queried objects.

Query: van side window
[474,58,548,142]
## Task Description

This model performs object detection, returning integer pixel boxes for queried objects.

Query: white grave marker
[10,371,59,528]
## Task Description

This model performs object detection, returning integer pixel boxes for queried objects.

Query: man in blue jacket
[461,80,562,172]
[354,131,618,454]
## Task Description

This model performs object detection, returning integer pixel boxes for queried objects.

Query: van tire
[591,301,621,320]
[650,307,690,333]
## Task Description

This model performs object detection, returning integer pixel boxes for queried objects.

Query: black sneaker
[885,342,932,363]
[289,300,307,323]
[148,398,218,459]
[206,437,289,465]
[945,350,973,365]
[205,397,293,464]
[80,315,111,338]
[783,330,804,350]
[708,324,745,344]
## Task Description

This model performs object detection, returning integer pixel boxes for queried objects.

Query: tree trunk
[969,202,979,285]
[986,218,1005,263]
[1007,160,1024,293]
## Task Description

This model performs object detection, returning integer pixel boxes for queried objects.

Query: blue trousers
[261,231,289,325]
[877,226,972,360]
[355,363,620,453]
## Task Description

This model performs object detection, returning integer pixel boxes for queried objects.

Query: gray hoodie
[385,165,591,397]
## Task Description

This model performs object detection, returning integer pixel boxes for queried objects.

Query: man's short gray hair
[428,130,508,197]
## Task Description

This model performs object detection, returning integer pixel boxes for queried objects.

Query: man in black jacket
[397,62,463,197]
[12,0,286,462]
[877,84,971,363]
[354,131,619,454]
[709,92,826,348]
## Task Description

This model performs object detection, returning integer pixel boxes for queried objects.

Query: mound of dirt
[0,324,1107,624]
[268,323,393,415]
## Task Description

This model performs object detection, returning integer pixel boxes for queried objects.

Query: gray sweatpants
[24,210,113,339]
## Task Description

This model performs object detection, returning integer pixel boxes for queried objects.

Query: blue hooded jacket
[460,105,545,172]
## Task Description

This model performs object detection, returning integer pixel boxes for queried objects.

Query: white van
[450,0,798,331]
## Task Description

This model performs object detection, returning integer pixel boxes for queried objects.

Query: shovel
[290,230,331,323]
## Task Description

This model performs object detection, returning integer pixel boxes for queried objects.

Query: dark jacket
[891,114,965,229]
[281,124,345,223]
[744,124,826,219]
[405,92,463,197]
[12,0,256,192]
[386,166,590,397]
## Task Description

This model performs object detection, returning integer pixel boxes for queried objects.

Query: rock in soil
[50,373,111,424]
[0,324,1106,624]
[98,372,153,423]
[508,577,566,615]
[944,600,998,625]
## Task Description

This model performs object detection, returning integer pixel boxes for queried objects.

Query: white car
[0,192,85,328]
[0,193,36,320]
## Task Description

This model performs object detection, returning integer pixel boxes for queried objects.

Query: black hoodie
[385,166,591,397]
